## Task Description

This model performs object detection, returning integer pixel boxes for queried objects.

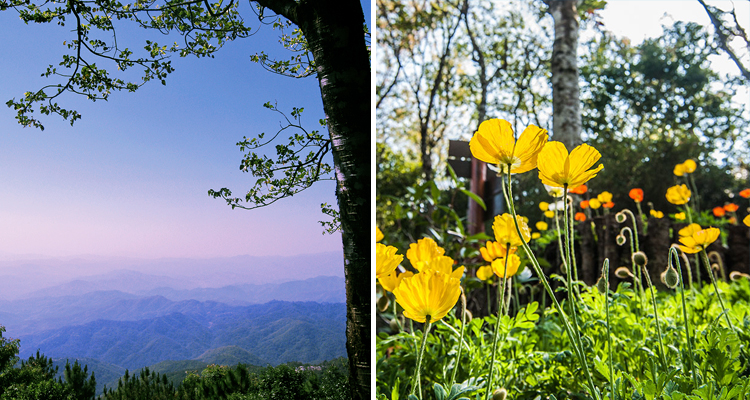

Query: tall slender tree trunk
[259,0,371,398]
[545,0,582,150]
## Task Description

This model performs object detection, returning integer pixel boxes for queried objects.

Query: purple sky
[0,4,370,259]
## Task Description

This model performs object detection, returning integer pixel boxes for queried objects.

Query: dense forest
[0,325,348,399]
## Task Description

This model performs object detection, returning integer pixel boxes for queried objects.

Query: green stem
[603,260,615,400]
[449,292,468,388]
[642,264,668,370]
[485,254,510,400]
[412,317,432,399]
[670,248,698,388]
[504,171,600,400]
[701,250,735,332]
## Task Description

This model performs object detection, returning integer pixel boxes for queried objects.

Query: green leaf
[460,189,486,211]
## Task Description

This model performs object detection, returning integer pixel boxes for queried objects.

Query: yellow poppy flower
[537,142,604,188]
[666,184,691,205]
[675,212,686,221]
[539,202,550,211]
[650,210,664,218]
[412,255,455,274]
[683,159,697,173]
[491,254,522,278]
[678,226,720,254]
[393,266,464,323]
[469,119,549,174]
[492,213,531,247]
[744,215,750,227]
[406,237,445,264]
[535,221,548,231]
[531,232,542,239]
[376,227,384,242]
[597,191,613,203]
[476,265,494,281]
[589,198,602,209]
[378,271,414,292]
[673,163,686,176]
[678,223,702,238]
[480,241,515,262]
[376,243,403,278]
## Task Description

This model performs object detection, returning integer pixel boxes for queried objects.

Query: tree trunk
[545,0,581,150]
[261,0,371,398]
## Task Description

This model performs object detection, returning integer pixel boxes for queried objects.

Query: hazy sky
[0,3,371,259]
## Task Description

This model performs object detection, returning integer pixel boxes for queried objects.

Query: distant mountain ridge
[17,301,346,371]
[0,251,344,300]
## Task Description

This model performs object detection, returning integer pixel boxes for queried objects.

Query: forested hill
[14,300,346,371]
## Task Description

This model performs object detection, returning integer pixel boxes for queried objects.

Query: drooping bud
[615,211,627,223]
[377,295,390,312]
[596,276,608,293]
[492,388,507,400]
[632,251,648,267]
[711,263,720,273]
[661,265,679,289]
[615,266,633,279]
[730,271,749,281]
[560,262,568,275]
[616,235,627,246]
[463,309,473,322]
[389,318,401,332]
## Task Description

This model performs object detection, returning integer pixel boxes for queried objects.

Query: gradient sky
[0,3,371,259]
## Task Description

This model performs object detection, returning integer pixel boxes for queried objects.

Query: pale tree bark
[256,0,371,398]
[545,0,582,150]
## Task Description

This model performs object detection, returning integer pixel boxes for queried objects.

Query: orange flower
[724,203,739,212]
[580,200,590,209]
[740,188,750,199]
[629,188,644,203]
[713,207,726,217]
[569,184,588,195]
[574,212,586,221]
[603,201,615,209]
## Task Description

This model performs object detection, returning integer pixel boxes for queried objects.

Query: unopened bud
[662,265,679,289]
[518,285,527,295]
[730,271,748,281]
[389,318,401,332]
[632,251,648,267]
[492,388,507,400]
[615,212,627,223]
[463,309,473,322]
[377,295,390,312]
[560,263,568,275]
[615,266,633,279]
[616,235,626,246]
[596,276,608,293]
[711,263,720,273]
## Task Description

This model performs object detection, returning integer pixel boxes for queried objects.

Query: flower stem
[684,205,701,289]
[603,260,615,400]
[701,250,735,331]
[505,171,600,400]
[642,265,668,370]
[670,248,698,388]
[485,250,510,400]
[412,316,432,400]
[449,291,468,388]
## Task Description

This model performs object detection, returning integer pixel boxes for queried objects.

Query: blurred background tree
[377,0,749,244]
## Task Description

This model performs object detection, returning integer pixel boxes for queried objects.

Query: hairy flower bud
[661,265,679,289]
[616,235,627,246]
[632,251,648,267]
[492,388,508,400]
[377,295,390,312]
[615,211,627,223]
[560,262,568,275]
[730,271,749,281]
[596,276,608,293]
[463,309,473,322]
[389,318,401,332]
[615,266,633,279]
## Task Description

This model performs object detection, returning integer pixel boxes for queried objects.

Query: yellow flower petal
[469,119,548,174]
[376,227,384,242]
[393,267,463,323]
[683,159,697,173]
[491,254,521,278]
[537,142,604,188]
[666,184,691,205]
[406,238,445,264]
[476,265,494,281]
[376,243,403,278]
[492,213,531,247]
